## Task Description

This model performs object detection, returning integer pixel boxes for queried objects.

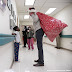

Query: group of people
[22,26,34,50]
[12,7,66,67]
[12,7,45,67]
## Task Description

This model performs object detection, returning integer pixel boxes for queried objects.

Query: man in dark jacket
[22,26,27,47]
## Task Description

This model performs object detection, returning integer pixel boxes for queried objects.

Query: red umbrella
[37,12,68,42]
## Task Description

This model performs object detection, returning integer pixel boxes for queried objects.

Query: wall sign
[0,0,7,11]
[9,15,15,30]
[7,0,11,11]
[11,4,13,16]
[14,15,16,22]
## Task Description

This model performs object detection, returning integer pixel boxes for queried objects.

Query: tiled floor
[12,43,72,72]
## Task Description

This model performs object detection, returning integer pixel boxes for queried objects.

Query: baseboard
[9,59,14,69]
[43,42,56,47]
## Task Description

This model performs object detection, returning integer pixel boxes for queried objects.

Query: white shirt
[14,31,20,43]
[31,13,41,32]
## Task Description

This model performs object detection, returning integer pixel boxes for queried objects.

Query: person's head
[24,26,27,31]
[24,26,27,28]
[13,26,20,31]
[29,27,31,30]
[28,26,31,30]
[29,7,36,16]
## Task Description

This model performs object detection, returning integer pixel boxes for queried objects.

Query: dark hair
[29,7,35,10]
[28,26,31,28]
[24,26,27,28]
[13,26,18,31]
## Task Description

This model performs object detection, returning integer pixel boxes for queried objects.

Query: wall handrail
[44,35,72,38]
[0,34,15,46]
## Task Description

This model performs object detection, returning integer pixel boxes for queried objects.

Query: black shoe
[24,46,26,47]
[55,47,60,49]
[15,60,18,62]
[33,63,44,66]
[34,60,39,62]
[57,47,61,49]
[55,46,58,48]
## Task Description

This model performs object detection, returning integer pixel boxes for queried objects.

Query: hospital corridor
[0,0,72,72]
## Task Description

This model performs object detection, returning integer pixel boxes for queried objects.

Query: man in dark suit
[22,26,27,47]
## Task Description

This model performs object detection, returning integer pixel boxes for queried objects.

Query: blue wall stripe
[44,35,72,38]
[0,34,15,46]
[0,34,15,37]
[60,35,72,38]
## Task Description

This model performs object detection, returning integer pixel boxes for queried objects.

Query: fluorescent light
[25,0,35,5]
[24,15,29,19]
[45,8,56,14]
[0,0,3,5]
[25,71,30,72]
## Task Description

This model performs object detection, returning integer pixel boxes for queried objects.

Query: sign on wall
[7,0,11,11]
[0,0,7,11]
[10,15,15,30]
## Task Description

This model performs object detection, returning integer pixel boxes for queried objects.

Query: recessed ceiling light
[24,15,29,19]
[45,8,56,14]
[0,0,3,5]
[25,0,35,5]
[25,70,30,72]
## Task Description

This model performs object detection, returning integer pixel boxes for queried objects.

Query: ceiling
[15,0,72,22]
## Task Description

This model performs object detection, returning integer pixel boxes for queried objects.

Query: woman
[27,27,34,50]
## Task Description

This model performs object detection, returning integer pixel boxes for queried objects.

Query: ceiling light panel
[45,8,56,14]
[24,15,29,19]
[25,0,35,5]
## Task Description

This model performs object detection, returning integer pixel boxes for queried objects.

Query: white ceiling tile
[15,0,72,21]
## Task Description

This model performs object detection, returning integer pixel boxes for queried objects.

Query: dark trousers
[23,36,27,46]
[56,35,60,48]
[14,42,19,61]
[36,28,44,64]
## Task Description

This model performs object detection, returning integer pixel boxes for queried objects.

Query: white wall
[43,37,56,46]
[53,4,72,50]
[0,42,14,72]
[60,38,72,50]
[0,7,11,34]
[0,0,18,71]
[0,0,18,34]
[53,4,72,35]
[44,4,72,50]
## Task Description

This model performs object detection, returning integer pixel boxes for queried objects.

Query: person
[28,7,67,66]
[27,26,34,50]
[22,26,27,47]
[29,7,44,66]
[12,26,20,62]
[55,32,62,49]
